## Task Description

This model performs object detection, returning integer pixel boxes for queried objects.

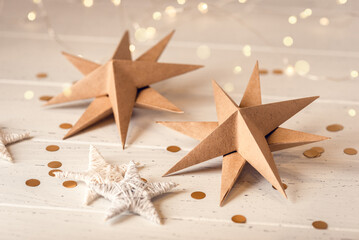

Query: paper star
[89,161,177,224]
[0,129,30,162]
[55,145,140,205]
[159,62,328,205]
[45,30,202,148]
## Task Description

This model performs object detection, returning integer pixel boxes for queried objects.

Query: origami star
[0,129,30,162]
[45,30,202,148]
[55,145,140,205]
[89,161,177,224]
[159,62,328,205]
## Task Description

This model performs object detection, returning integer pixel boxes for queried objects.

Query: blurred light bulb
[295,60,310,76]
[300,8,312,19]
[283,36,293,47]
[285,65,295,76]
[223,82,234,92]
[177,0,186,5]
[348,109,356,117]
[233,66,242,74]
[350,70,358,78]
[27,11,36,21]
[319,17,329,26]
[165,6,176,18]
[337,0,347,4]
[129,44,135,52]
[62,83,72,97]
[83,0,93,7]
[135,28,147,42]
[111,0,121,6]
[288,16,297,24]
[146,27,156,39]
[24,90,34,100]
[197,2,208,14]
[33,0,42,4]
[238,0,247,3]
[152,11,162,21]
[242,45,251,57]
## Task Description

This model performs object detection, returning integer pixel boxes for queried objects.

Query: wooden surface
[0,0,358,239]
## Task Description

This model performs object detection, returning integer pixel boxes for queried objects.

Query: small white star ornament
[0,129,30,162]
[55,145,141,205]
[89,161,177,224]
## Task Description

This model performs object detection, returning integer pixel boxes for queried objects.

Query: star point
[0,129,30,162]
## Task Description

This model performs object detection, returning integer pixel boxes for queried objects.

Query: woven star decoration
[55,145,141,205]
[159,61,328,205]
[0,129,30,162]
[89,161,177,224]
[45,30,202,148]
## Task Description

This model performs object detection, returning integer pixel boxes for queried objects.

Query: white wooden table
[0,0,358,239]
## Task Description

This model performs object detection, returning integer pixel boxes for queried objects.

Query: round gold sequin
[344,148,357,155]
[272,183,288,190]
[326,124,344,132]
[311,147,324,154]
[39,95,53,101]
[26,179,40,187]
[36,72,48,78]
[167,145,181,153]
[49,169,62,177]
[312,220,328,230]
[259,69,268,74]
[63,181,77,188]
[46,145,59,152]
[303,149,320,158]
[141,178,147,183]
[231,215,246,223]
[59,123,73,129]
[191,191,206,199]
[47,161,62,168]
[272,69,283,75]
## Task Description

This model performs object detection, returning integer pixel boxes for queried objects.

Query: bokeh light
[283,36,293,47]
[294,60,310,76]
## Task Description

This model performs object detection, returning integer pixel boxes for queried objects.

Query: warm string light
[283,36,293,47]
[129,44,135,52]
[238,0,247,3]
[24,90,34,100]
[350,70,358,78]
[27,11,37,21]
[242,45,251,57]
[177,0,186,5]
[337,0,347,5]
[319,17,329,26]
[300,8,312,19]
[111,0,121,6]
[348,109,356,117]
[152,11,162,21]
[288,16,297,24]
[165,6,177,18]
[233,66,242,74]
[197,2,208,14]
[285,65,295,76]
[294,60,310,76]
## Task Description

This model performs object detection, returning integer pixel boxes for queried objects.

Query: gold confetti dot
[272,69,283,75]
[344,148,357,155]
[141,178,147,183]
[167,146,181,152]
[63,181,77,188]
[39,95,53,101]
[59,123,73,129]
[36,73,48,78]
[259,69,268,75]
[49,169,62,177]
[48,161,62,168]
[191,191,206,199]
[231,215,246,223]
[46,145,60,152]
[312,220,328,230]
[26,179,40,187]
[311,147,324,154]
[326,124,344,132]
[303,149,321,158]
[272,183,288,190]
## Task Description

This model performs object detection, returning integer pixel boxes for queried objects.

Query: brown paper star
[45,30,202,148]
[158,62,328,205]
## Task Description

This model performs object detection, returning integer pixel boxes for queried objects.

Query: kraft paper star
[45,30,202,148]
[89,161,177,224]
[55,145,141,205]
[0,129,30,162]
[159,62,328,205]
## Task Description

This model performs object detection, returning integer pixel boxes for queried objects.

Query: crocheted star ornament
[55,145,140,205]
[0,129,30,162]
[89,161,177,224]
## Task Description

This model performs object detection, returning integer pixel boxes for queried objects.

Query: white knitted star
[90,161,177,224]
[0,129,30,162]
[55,145,140,205]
